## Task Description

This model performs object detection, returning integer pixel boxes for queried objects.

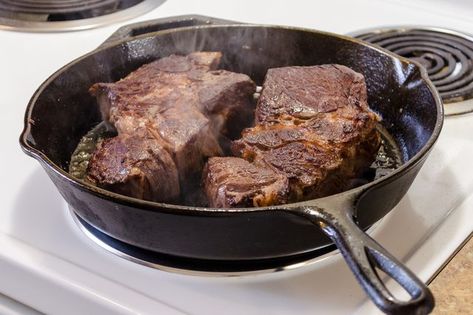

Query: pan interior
[25,25,439,207]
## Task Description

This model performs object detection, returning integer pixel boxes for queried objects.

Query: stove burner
[0,0,165,31]
[70,209,337,275]
[352,27,473,115]
[0,0,123,15]
[70,208,384,275]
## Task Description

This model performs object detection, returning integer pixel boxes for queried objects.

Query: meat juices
[203,64,381,208]
[87,52,256,202]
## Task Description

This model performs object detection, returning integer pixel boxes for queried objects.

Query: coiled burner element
[0,0,120,15]
[0,0,165,31]
[354,28,473,107]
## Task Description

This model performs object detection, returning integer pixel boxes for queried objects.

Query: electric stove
[1,0,473,314]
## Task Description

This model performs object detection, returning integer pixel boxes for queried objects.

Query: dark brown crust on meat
[87,128,179,201]
[203,157,289,208]
[205,64,381,207]
[255,64,372,123]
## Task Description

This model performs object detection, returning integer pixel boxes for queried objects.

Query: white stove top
[1,1,473,314]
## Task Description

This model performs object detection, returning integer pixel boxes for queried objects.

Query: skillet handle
[295,206,434,315]
[100,15,242,48]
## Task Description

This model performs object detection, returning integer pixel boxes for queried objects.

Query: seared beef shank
[87,52,256,202]
[203,157,289,208]
[204,64,380,207]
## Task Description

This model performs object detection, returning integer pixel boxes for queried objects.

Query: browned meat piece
[197,70,256,140]
[87,52,256,202]
[233,128,379,200]
[205,64,381,207]
[89,52,255,140]
[89,52,221,127]
[87,128,179,201]
[255,64,373,124]
[151,98,223,184]
[233,121,379,200]
[203,157,289,208]
[234,135,342,200]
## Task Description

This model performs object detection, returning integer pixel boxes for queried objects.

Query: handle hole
[373,265,412,302]
[366,247,422,301]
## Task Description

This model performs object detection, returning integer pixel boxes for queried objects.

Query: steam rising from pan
[102,26,301,85]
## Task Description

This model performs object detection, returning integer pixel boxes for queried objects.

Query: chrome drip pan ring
[0,0,165,32]
[70,207,384,277]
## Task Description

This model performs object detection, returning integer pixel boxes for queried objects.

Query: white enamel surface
[1,0,473,314]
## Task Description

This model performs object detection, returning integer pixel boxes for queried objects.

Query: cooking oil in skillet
[365,124,403,182]
[69,122,403,204]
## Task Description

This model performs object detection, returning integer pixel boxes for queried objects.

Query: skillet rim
[19,23,444,215]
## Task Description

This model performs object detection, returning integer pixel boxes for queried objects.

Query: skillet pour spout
[19,15,443,315]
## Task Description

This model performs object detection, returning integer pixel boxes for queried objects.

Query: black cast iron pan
[20,15,443,314]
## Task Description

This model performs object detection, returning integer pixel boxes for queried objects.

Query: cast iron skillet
[20,15,443,314]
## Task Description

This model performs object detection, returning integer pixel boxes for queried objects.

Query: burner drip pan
[70,207,385,276]
[0,0,166,32]
[70,208,341,276]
